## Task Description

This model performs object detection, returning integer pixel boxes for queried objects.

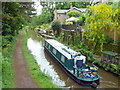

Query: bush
[67,10,82,17]
[105,64,110,71]
[87,57,95,62]
[77,16,85,25]
[111,64,118,71]
[2,35,14,48]
[105,35,113,43]
[2,37,17,88]
[92,60,101,66]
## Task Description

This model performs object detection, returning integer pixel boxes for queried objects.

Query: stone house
[54,7,86,23]
[54,5,119,42]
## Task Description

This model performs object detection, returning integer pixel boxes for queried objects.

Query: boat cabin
[44,39,77,70]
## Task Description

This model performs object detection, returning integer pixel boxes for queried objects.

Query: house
[54,7,86,23]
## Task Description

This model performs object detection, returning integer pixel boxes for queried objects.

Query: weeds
[2,36,17,88]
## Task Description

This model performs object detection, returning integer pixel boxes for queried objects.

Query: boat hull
[44,47,99,87]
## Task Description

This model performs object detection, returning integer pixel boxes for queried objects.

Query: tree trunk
[114,28,117,43]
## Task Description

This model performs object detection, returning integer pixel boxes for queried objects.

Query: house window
[61,55,65,63]
[53,48,57,55]
[58,14,61,17]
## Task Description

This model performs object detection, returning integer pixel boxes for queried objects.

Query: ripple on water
[27,38,65,87]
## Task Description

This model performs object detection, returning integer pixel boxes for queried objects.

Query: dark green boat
[44,39,100,88]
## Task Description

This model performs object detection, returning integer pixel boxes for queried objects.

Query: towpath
[13,32,38,88]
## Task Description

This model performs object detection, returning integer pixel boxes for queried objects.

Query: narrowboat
[44,39,100,88]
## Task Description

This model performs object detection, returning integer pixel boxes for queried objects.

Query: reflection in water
[27,38,65,87]
[97,68,119,88]
[27,36,119,88]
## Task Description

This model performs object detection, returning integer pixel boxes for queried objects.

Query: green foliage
[103,64,107,68]
[105,64,110,71]
[2,35,14,48]
[85,3,114,52]
[30,13,53,26]
[111,2,119,11]
[2,2,35,48]
[52,20,62,37]
[0,36,2,89]
[105,35,113,43]
[40,23,52,31]
[77,16,84,25]
[2,37,17,88]
[56,33,64,42]
[55,2,90,9]
[111,64,118,71]
[41,2,54,15]
[22,31,58,88]
[55,2,70,9]
[92,60,101,66]
[113,8,120,34]
[67,10,82,17]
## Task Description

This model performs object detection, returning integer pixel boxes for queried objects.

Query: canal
[27,30,119,88]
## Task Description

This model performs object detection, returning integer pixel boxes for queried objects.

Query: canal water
[27,30,119,88]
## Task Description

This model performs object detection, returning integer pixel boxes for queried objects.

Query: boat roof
[45,39,77,59]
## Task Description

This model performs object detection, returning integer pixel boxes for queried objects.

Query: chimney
[54,5,57,20]
[70,2,73,10]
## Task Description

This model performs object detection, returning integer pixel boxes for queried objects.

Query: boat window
[48,45,51,49]
[61,55,65,63]
[53,48,57,55]
[46,42,48,47]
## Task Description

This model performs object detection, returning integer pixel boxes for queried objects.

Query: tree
[40,2,54,21]
[30,13,53,26]
[52,20,62,37]
[2,2,36,47]
[55,2,90,9]
[84,3,114,52]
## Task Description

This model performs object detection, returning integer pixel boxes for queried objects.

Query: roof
[102,51,118,56]
[57,10,69,14]
[56,7,86,14]
[66,17,79,22]
[67,7,86,13]
[45,39,77,59]
[78,8,86,13]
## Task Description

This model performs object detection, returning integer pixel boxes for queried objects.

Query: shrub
[77,16,85,25]
[110,64,118,72]
[67,10,82,17]
[103,64,107,68]
[105,64,110,71]
[2,35,13,48]
[105,35,114,43]
[92,60,101,66]
[87,57,95,62]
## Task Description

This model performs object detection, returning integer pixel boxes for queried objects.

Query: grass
[2,36,17,88]
[0,36,2,89]
[22,30,59,88]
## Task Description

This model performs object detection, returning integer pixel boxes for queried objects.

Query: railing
[73,64,98,78]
